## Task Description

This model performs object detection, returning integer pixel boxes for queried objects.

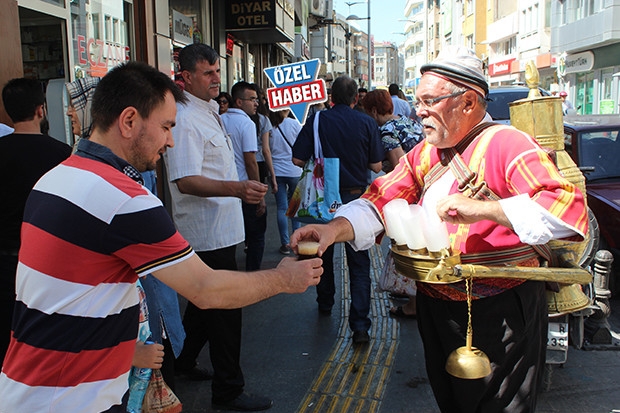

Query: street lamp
[347,5,371,89]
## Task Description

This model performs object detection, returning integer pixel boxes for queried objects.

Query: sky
[333,0,409,44]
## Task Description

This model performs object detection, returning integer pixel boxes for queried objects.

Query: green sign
[599,99,615,114]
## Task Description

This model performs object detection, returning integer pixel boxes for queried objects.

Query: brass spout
[428,259,455,282]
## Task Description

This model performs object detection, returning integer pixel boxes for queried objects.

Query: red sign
[76,34,130,77]
[267,79,326,109]
[226,34,235,56]
[489,58,515,76]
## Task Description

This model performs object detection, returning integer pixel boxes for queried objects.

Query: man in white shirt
[163,44,272,412]
[0,122,14,137]
[221,81,268,271]
[389,83,412,118]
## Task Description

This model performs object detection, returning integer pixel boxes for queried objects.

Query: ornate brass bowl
[390,245,592,285]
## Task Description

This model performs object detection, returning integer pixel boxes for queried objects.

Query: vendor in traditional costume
[290,46,588,413]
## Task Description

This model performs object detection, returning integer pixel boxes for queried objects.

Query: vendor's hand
[238,180,268,204]
[276,256,323,293]
[132,341,164,369]
[436,193,510,227]
[289,223,336,257]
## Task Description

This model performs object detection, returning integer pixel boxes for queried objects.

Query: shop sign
[172,10,193,46]
[76,35,129,74]
[558,51,594,77]
[599,99,615,114]
[489,58,515,76]
[226,0,276,29]
[264,59,327,125]
[226,34,235,56]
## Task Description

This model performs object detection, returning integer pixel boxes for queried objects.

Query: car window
[486,91,528,121]
[578,128,620,180]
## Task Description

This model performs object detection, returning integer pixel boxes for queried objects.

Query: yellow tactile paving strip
[297,244,399,413]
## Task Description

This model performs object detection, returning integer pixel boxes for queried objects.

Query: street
[175,194,620,413]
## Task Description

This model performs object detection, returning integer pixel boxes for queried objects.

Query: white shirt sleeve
[498,193,580,245]
[334,199,385,251]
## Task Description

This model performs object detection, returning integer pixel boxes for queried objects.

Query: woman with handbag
[363,89,425,318]
[269,109,303,255]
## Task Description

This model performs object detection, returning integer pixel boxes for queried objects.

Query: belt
[0,249,19,257]
[340,186,367,195]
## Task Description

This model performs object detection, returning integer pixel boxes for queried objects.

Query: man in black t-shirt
[0,78,72,368]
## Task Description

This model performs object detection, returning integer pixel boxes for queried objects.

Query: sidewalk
[175,194,620,412]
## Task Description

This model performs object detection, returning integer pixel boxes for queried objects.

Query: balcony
[552,5,620,53]
[404,0,424,17]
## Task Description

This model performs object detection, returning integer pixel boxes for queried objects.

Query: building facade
[373,41,401,88]
[551,0,620,114]
[1,0,302,142]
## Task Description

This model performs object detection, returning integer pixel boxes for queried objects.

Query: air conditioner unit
[310,0,326,17]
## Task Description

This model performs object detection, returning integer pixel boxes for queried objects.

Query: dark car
[564,114,620,293]
[486,85,550,124]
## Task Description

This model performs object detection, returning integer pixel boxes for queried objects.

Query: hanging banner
[264,59,327,125]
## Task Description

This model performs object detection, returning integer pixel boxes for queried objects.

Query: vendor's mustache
[422,120,437,129]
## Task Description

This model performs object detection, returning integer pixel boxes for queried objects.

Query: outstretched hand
[289,223,337,258]
[276,256,323,293]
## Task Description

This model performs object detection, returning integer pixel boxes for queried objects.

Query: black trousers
[0,255,18,370]
[417,281,547,413]
[174,246,244,403]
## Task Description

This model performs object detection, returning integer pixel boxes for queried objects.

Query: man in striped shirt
[0,62,323,413]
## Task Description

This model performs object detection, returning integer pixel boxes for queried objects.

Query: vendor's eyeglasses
[217,99,229,105]
[413,90,466,110]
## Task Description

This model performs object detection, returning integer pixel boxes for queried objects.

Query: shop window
[20,9,66,82]
[169,0,203,44]
[42,0,64,7]
[71,0,133,79]
[576,71,594,115]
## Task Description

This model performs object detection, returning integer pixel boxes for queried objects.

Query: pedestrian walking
[292,75,384,345]
[269,109,303,254]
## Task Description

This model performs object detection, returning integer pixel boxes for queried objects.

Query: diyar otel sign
[264,59,327,125]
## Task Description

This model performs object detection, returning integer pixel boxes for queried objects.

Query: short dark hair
[331,76,358,106]
[388,83,400,96]
[216,92,232,106]
[230,81,254,104]
[2,78,45,123]
[358,88,368,94]
[362,89,393,116]
[178,43,220,72]
[91,62,187,134]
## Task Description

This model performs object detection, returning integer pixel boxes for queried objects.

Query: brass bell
[547,283,591,315]
[445,278,492,379]
[445,333,492,379]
